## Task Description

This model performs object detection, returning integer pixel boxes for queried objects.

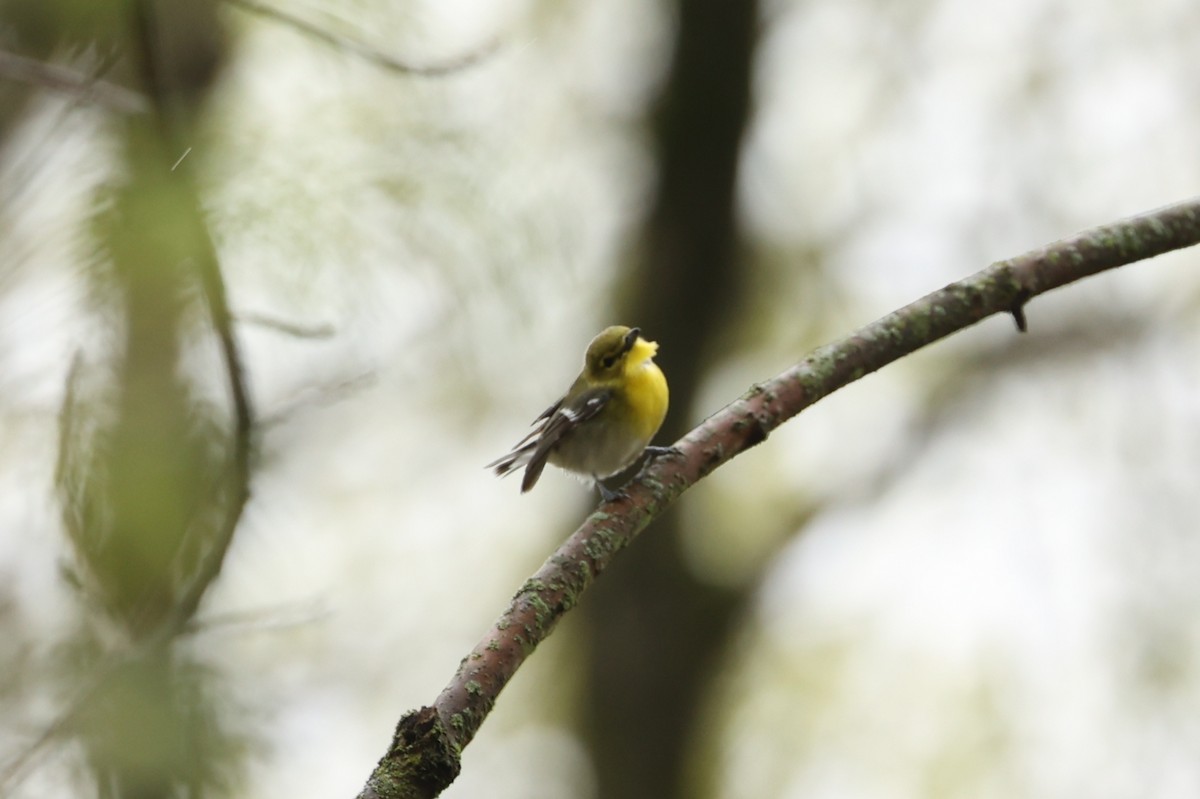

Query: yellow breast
[623,345,669,442]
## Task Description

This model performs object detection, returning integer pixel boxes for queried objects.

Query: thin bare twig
[236,310,336,339]
[259,370,375,430]
[0,48,147,113]
[0,696,86,793]
[224,0,500,77]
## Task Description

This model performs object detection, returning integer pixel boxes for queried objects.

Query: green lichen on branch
[360,707,460,799]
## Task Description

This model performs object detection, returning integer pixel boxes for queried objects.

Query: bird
[488,325,671,501]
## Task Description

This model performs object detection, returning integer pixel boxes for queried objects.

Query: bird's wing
[519,386,612,492]
[487,395,565,471]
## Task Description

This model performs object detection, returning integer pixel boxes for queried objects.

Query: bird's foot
[643,444,684,460]
[596,481,626,504]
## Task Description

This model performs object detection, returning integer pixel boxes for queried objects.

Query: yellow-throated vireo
[488,325,671,500]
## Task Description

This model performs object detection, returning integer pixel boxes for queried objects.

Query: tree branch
[235,310,336,339]
[168,228,255,632]
[358,197,1200,799]
[224,0,500,77]
[0,48,147,113]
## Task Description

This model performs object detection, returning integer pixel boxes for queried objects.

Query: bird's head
[584,325,658,380]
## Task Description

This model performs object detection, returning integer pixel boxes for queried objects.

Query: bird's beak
[623,327,642,353]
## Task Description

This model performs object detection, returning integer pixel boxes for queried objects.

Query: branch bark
[358,197,1200,799]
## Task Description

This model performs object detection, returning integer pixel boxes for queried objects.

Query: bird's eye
[601,355,617,369]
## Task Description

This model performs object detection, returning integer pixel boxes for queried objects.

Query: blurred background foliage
[2,1,1200,798]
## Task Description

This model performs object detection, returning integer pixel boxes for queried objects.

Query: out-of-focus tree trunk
[583,2,759,798]
[15,3,248,797]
